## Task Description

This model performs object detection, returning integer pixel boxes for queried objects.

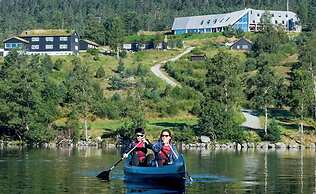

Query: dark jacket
[152,140,178,165]
[127,139,153,159]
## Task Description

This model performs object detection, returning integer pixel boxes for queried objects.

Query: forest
[0,0,316,144]
[0,0,316,44]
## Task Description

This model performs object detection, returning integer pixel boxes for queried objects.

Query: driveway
[241,109,262,130]
[150,47,194,87]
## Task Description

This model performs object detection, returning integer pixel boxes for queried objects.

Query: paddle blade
[96,169,111,180]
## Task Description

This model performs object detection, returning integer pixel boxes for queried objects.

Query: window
[75,45,78,50]
[32,37,39,42]
[286,14,288,18]
[242,45,248,49]
[207,20,210,24]
[45,45,53,49]
[272,14,274,17]
[11,43,22,48]
[31,45,39,49]
[45,37,54,41]
[275,20,278,24]
[237,45,240,49]
[200,20,204,25]
[60,37,68,41]
[250,10,253,14]
[59,44,68,49]
[282,20,285,24]
[5,43,22,49]
[257,13,260,17]
[5,43,12,49]
[253,20,256,23]
[75,38,78,43]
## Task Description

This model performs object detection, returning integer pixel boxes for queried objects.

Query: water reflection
[125,181,185,194]
[1,147,316,193]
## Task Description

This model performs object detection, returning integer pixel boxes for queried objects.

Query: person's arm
[152,141,162,153]
[144,139,153,149]
[123,142,134,158]
[169,144,179,160]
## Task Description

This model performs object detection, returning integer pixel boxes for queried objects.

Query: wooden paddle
[96,141,142,180]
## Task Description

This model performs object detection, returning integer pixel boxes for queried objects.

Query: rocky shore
[180,141,316,151]
[1,138,316,151]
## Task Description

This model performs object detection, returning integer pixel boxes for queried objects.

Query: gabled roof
[81,39,99,47]
[3,36,29,43]
[172,9,249,30]
[19,29,75,37]
[230,37,252,48]
[232,37,252,45]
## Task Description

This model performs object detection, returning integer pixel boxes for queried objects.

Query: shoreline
[1,139,315,151]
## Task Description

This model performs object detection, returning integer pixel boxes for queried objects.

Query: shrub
[135,64,148,77]
[170,86,198,100]
[117,60,125,74]
[173,126,195,143]
[87,48,99,56]
[109,75,128,90]
[119,50,127,58]
[190,102,201,115]
[54,59,64,71]
[157,99,180,116]
[95,66,105,78]
[144,89,161,101]
[243,131,261,142]
[265,118,281,142]
[245,57,257,71]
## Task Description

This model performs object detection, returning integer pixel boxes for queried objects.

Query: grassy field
[123,49,182,69]
[49,47,194,139]
[87,115,198,139]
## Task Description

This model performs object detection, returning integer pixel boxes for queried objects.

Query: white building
[172,8,301,34]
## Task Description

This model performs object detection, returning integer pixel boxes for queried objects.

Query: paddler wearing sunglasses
[123,127,154,166]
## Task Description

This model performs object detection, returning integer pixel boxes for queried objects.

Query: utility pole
[286,0,289,11]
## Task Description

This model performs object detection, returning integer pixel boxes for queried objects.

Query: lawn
[123,49,182,69]
[86,115,198,139]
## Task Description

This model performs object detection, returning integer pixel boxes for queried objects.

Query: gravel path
[150,48,261,130]
[150,47,194,87]
[241,109,262,129]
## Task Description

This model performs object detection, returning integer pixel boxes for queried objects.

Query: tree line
[0,49,200,143]
[197,26,316,142]
[0,0,316,45]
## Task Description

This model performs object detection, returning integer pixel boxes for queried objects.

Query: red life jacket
[159,145,171,164]
[134,141,146,162]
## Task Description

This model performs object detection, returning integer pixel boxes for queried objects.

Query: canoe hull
[124,154,186,185]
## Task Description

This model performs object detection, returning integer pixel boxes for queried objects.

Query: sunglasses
[136,134,144,137]
[161,134,170,137]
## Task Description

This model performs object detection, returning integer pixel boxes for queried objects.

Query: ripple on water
[79,169,125,181]
[190,174,234,183]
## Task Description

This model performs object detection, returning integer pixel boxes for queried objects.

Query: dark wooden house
[79,39,99,52]
[230,37,252,51]
[122,41,167,52]
[3,29,80,56]
[122,43,140,52]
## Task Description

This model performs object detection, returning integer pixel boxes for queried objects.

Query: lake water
[0,147,315,194]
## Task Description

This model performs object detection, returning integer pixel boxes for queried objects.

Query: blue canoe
[124,154,186,185]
